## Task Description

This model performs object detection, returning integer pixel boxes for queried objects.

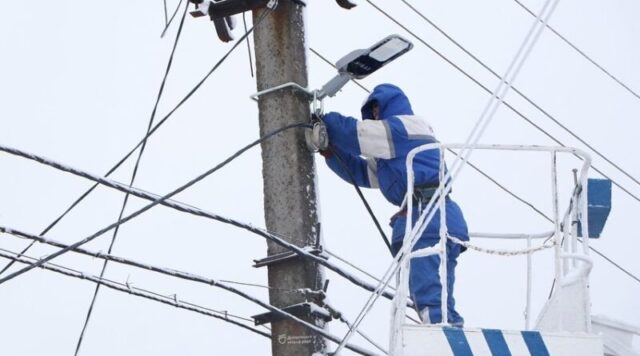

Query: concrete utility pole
[252,2,327,356]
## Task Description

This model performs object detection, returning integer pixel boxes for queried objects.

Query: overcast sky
[1,0,639,355]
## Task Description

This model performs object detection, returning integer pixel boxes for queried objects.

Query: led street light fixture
[250,35,413,104]
[318,35,413,99]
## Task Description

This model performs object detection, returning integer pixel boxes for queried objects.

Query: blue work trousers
[390,197,469,326]
[391,229,464,325]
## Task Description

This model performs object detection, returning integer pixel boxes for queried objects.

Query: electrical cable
[0,143,407,304]
[0,226,299,308]
[161,0,184,38]
[322,301,389,354]
[330,148,392,253]
[0,248,272,339]
[324,249,423,325]
[446,148,554,223]
[0,122,309,286]
[400,0,640,192]
[163,0,169,26]
[0,228,377,355]
[218,279,298,293]
[242,12,255,78]
[74,3,190,355]
[0,228,392,353]
[0,238,377,355]
[218,280,275,290]
[0,6,273,278]
[0,227,299,320]
[325,249,395,291]
[581,238,640,284]
[0,232,302,330]
[513,0,640,102]
[365,0,640,204]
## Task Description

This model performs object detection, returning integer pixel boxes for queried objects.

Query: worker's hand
[305,119,329,152]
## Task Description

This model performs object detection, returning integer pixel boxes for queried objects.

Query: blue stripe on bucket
[443,327,473,356]
[521,331,550,356]
[482,329,512,356]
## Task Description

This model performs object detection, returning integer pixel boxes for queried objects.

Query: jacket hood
[360,83,414,120]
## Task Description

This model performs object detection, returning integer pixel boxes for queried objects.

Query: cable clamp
[252,302,332,326]
[296,288,326,302]
[311,90,324,116]
[321,301,343,320]
[253,245,327,268]
[250,82,314,102]
[125,275,134,291]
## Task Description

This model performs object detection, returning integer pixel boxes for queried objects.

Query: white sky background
[0,0,639,355]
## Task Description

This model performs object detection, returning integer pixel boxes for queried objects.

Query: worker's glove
[305,115,329,152]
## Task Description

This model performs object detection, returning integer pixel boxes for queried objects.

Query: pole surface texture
[252,3,326,355]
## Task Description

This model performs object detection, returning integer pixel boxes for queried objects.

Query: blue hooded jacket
[321,84,468,246]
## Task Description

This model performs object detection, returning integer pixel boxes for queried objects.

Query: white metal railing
[390,143,594,353]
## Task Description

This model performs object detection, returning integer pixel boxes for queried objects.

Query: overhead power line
[0,122,310,285]
[75,3,191,355]
[0,6,273,278]
[513,0,640,102]
[162,0,184,38]
[0,227,289,319]
[0,247,271,339]
[219,279,291,291]
[445,149,554,222]
[163,0,169,26]
[0,226,309,322]
[324,301,388,354]
[332,149,392,253]
[325,249,395,291]
[400,0,640,192]
[583,239,640,284]
[324,249,422,326]
[0,228,377,356]
[242,12,255,78]
[364,0,640,204]
[0,143,405,304]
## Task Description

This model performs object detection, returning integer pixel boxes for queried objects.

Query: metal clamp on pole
[311,90,325,116]
[249,82,315,102]
[252,245,326,268]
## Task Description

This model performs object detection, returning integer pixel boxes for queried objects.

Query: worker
[310,83,469,326]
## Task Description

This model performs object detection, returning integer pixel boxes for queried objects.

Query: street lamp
[251,34,413,103]
[317,34,413,99]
